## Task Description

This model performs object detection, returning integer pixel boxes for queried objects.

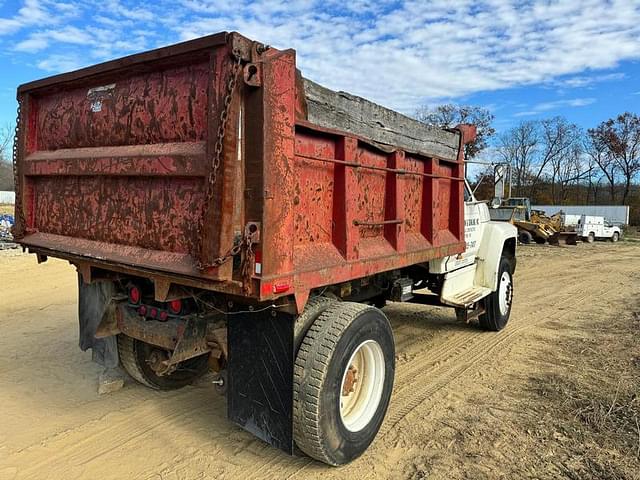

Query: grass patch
[527,309,640,479]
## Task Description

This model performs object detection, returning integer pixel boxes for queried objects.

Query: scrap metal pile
[0,214,18,249]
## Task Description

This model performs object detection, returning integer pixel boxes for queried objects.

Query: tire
[534,236,546,245]
[611,232,619,242]
[478,256,513,332]
[585,232,595,243]
[293,302,395,465]
[117,334,209,390]
[294,296,337,353]
[518,231,532,244]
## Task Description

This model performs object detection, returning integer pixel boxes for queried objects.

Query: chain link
[11,98,26,240]
[196,54,244,271]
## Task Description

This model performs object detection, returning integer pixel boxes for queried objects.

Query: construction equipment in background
[490,197,578,245]
[488,166,578,245]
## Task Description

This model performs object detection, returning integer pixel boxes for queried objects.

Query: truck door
[462,184,486,261]
[439,182,486,271]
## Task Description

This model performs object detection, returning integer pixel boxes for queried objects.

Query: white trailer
[576,215,621,243]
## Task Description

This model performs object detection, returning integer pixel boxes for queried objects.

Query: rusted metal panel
[36,62,209,151]
[259,49,297,293]
[32,175,203,253]
[16,31,474,311]
[23,142,207,176]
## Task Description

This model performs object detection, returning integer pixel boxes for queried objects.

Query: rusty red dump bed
[14,32,473,310]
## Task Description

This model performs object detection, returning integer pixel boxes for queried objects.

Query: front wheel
[611,232,619,242]
[478,256,514,331]
[293,302,395,465]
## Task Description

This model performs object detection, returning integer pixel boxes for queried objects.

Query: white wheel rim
[339,340,385,432]
[498,271,513,316]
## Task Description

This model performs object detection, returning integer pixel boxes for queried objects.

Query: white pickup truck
[576,215,621,243]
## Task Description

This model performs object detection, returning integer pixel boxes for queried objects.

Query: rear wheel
[293,302,395,465]
[585,232,595,243]
[478,256,513,331]
[294,296,337,353]
[117,334,209,390]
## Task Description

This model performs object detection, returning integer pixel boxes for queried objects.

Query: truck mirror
[493,164,507,205]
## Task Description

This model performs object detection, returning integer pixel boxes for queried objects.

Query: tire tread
[117,334,157,389]
[293,302,374,465]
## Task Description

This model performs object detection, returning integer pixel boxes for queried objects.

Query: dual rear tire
[293,302,395,465]
[117,334,209,390]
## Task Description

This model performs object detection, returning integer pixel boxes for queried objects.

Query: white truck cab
[576,215,621,243]
[428,181,517,330]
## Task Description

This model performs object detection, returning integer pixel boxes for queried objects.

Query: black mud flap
[227,310,294,453]
[78,275,119,369]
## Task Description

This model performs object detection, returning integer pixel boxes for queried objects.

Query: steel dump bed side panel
[15,32,468,306]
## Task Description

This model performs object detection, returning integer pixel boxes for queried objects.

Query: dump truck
[12,32,517,466]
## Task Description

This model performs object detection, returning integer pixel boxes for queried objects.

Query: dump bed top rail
[302,79,461,162]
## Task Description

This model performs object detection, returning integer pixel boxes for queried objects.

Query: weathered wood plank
[302,78,460,161]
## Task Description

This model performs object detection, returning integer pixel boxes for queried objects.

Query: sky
[0,0,639,139]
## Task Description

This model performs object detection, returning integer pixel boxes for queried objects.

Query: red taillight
[129,286,141,304]
[273,283,290,294]
[149,307,158,318]
[138,305,147,316]
[159,311,169,321]
[168,299,182,315]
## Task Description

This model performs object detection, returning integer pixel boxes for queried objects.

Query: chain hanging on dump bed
[11,98,26,240]
[195,53,244,271]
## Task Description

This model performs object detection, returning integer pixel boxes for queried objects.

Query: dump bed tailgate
[14,33,245,280]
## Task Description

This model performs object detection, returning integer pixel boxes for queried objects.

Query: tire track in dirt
[13,398,211,479]
[380,288,597,435]
[380,247,631,435]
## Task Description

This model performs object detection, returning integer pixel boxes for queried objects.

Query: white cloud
[1,0,639,115]
[36,52,83,71]
[514,98,597,117]
[104,0,154,21]
[0,0,78,35]
[173,0,640,112]
[14,25,97,53]
[554,72,626,88]
[14,33,48,52]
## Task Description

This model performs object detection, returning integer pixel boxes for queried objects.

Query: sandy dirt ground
[0,242,639,480]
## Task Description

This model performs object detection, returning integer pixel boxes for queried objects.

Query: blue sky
[0,0,639,140]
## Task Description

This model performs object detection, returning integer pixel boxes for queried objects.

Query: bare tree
[528,117,580,200]
[497,121,539,196]
[415,104,495,159]
[554,142,590,204]
[0,123,15,191]
[588,112,640,205]
[541,118,583,203]
[584,132,617,203]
